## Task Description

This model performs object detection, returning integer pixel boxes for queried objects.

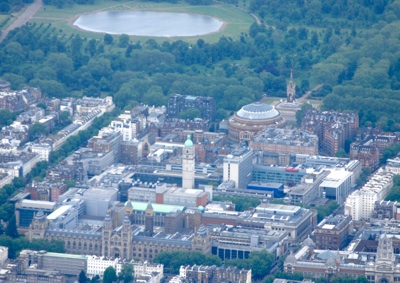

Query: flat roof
[44,252,87,260]
[125,201,185,214]
[320,169,352,187]
[47,205,73,220]
[322,224,335,230]
[20,199,56,210]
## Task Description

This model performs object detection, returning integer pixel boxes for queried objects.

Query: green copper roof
[184,134,193,147]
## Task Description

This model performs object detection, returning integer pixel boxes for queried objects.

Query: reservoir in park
[73,10,224,37]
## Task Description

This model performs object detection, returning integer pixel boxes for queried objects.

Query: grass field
[31,0,254,43]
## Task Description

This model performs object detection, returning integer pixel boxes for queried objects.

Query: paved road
[0,0,43,42]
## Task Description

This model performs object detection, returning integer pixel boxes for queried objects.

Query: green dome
[184,135,193,147]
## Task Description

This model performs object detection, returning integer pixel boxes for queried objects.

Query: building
[313,214,351,250]
[228,102,285,143]
[4,264,65,283]
[350,139,380,172]
[386,157,400,174]
[210,225,288,261]
[250,128,318,166]
[0,246,8,267]
[15,199,56,230]
[86,257,163,279]
[182,135,195,190]
[223,148,253,189]
[87,131,123,163]
[156,184,208,208]
[167,94,215,122]
[120,140,142,165]
[302,110,359,156]
[286,170,330,206]
[18,249,87,277]
[284,233,400,283]
[25,180,67,202]
[319,169,353,205]
[179,265,252,283]
[252,164,306,187]
[202,203,317,242]
[109,111,146,141]
[31,143,52,162]
[345,168,394,220]
[373,201,397,220]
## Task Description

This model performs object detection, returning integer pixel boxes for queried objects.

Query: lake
[73,11,224,37]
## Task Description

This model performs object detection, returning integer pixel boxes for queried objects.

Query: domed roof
[236,102,280,120]
[184,134,193,147]
[326,257,337,267]
[35,210,46,222]
[303,235,315,248]
[197,224,207,237]
[198,205,205,212]
[286,253,297,265]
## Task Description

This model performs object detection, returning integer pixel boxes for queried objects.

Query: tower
[121,214,132,259]
[376,233,395,267]
[125,200,133,215]
[145,202,154,237]
[374,233,395,282]
[287,70,296,103]
[28,210,49,241]
[192,224,212,254]
[182,134,195,190]
[102,211,112,257]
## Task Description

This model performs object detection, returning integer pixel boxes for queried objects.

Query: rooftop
[125,201,185,214]
[236,102,280,120]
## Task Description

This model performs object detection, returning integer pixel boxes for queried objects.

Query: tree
[118,34,130,48]
[296,103,313,126]
[104,34,113,45]
[357,168,371,186]
[79,270,88,283]
[59,111,71,127]
[36,102,47,110]
[213,196,261,211]
[5,215,18,238]
[0,109,17,127]
[335,148,347,158]
[154,251,222,274]
[216,108,228,120]
[118,263,134,283]
[103,266,117,283]
[225,250,274,279]
[180,109,201,120]
[314,201,339,222]
[29,123,48,141]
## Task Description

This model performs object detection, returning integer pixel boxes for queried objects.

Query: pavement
[0,0,43,42]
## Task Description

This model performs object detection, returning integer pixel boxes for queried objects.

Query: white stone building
[345,168,394,220]
[31,143,52,161]
[319,169,353,205]
[86,256,163,280]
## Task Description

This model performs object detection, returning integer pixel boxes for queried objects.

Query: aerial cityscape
[0,0,399,283]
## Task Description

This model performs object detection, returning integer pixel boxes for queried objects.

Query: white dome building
[228,102,285,142]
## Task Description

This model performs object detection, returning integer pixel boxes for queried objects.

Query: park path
[0,0,43,42]
[297,84,323,103]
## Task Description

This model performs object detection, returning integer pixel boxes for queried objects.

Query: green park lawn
[30,0,254,43]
